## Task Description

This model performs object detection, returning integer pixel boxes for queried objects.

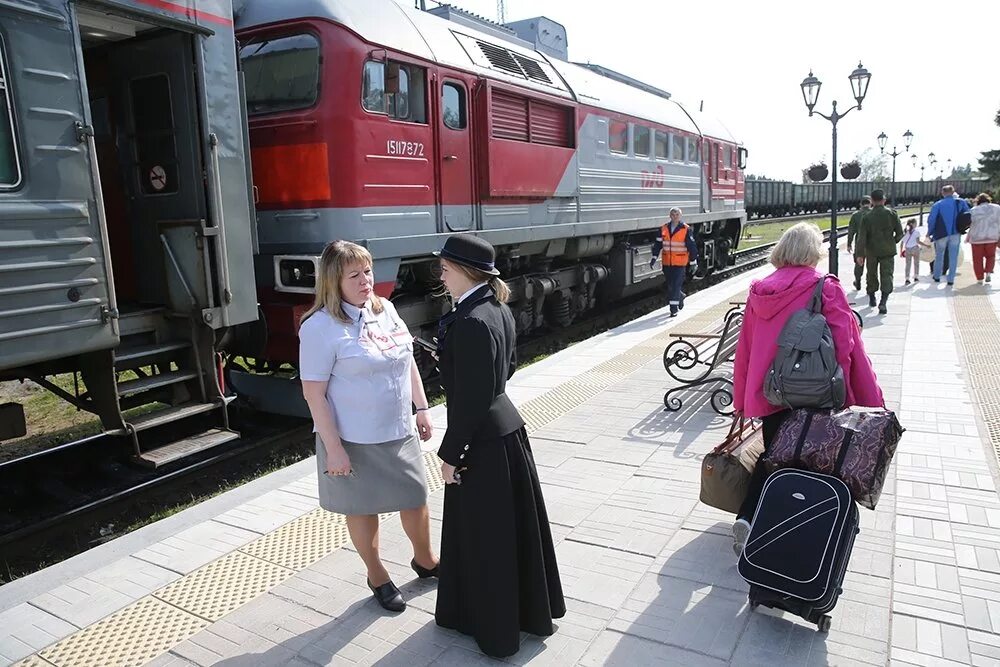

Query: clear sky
[410,0,1000,183]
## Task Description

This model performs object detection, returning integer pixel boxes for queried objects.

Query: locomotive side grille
[491,90,529,142]
[529,100,572,147]
[476,40,525,79]
[512,54,552,85]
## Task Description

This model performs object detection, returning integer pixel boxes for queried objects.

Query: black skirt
[435,427,566,657]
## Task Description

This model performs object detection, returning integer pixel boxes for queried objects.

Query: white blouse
[298,299,414,444]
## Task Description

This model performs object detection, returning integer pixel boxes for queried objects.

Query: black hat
[433,234,500,276]
[871,189,885,201]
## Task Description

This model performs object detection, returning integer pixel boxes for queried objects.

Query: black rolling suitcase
[737,468,859,632]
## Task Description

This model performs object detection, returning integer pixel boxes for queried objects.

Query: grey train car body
[0,0,258,463]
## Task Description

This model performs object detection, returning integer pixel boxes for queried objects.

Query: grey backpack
[763,277,846,410]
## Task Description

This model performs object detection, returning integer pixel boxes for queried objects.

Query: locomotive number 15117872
[386,140,425,157]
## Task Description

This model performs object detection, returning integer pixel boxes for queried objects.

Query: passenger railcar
[0,0,259,463]
[230,0,748,383]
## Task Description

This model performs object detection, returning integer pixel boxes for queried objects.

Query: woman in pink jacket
[730,222,884,555]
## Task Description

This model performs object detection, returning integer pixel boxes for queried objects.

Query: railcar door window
[0,37,20,188]
[654,131,668,160]
[241,34,320,114]
[632,125,650,157]
[671,133,684,162]
[363,60,427,124]
[609,120,627,154]
[442,83,466,130]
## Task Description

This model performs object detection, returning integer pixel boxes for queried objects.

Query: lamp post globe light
[800,62,872,275]
[877,129,913,204]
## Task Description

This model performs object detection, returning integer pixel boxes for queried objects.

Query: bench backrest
[709,309,744,369]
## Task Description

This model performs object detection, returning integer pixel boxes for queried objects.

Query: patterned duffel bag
[764,407,904,510]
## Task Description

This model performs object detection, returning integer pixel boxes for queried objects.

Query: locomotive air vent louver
[476,40,528,79]
[512,54,552,84]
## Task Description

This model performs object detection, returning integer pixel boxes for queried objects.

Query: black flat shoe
[411,558,439,578]
[367,578,405,612]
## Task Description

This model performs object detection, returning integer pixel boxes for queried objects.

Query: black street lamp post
[877,129,913,204]
[911,152,934,222]
[800,62,872,275]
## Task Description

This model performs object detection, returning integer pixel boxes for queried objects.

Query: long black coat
[436,285,524,466]
[434,284,565,658]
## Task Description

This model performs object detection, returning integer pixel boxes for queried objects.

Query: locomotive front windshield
[240,33,321,115]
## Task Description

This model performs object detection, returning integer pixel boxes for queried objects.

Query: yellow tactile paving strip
[37,597,208,667]
[951,273,1000,468]
[17,289,747,667]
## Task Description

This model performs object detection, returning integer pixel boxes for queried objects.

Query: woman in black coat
[433,234,565,658]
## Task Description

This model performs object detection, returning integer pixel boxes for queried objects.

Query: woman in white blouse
[298,240,437,613]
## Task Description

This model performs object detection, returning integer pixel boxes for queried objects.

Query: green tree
[856,148,889,181]
[980,107,1000,185]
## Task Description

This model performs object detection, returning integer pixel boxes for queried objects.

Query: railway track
[0,226,843,583]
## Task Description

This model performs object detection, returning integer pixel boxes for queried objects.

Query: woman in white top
[298,240,437,613]
[900,218,922,285]
[967,193,1000,284]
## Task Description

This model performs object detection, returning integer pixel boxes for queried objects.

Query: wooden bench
[662,307,744,415]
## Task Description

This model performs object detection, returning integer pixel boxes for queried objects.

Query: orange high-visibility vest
[659,223,690,267]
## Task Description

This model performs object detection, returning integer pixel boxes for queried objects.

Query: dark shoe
[411,558,438,579]
[868,293,877,308]
[669,307,678,317]
[878,304,888,315]
[367,578,405,612]
[933,277,940,283]
[905,280,911,286]
[947,282,954,287]
[853,280,861,291]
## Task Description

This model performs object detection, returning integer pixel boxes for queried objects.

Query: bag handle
[712,414,758,455]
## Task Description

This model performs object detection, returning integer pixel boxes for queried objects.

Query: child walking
[901,218,921,285]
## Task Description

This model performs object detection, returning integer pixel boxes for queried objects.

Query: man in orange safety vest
[650,207,699,317]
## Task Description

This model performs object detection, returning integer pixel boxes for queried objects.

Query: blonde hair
[445,260,511,303]
[301,240,384,324]
[976,192,993,205]
[770,222,824,269]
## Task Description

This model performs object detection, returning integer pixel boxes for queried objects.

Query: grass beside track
[741,207,922,249]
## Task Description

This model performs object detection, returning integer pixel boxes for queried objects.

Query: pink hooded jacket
[732,266,883,417]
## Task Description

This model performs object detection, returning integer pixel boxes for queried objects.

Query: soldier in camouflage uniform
[857,189,904,315]
[846,196,872,291]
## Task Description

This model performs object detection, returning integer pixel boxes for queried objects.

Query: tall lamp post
[877,129,913,204]
[911,152,934,222]
[800,62,873,275]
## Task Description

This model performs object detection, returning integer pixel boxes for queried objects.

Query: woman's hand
[416,411,433,441]
[325,443,352,477]
[441,462,462,485]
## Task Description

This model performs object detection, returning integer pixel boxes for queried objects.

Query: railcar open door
[436,78,475,232]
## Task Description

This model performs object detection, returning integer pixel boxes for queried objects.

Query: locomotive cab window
[442,82,466,130]
[687,137,699,164]
[241,34,320,115]
[0,37,21,188]
[609,120,627,154]
[632,125,650,157]
[363,59,427,124]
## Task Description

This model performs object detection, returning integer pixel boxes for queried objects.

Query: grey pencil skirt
[316,434,429,516]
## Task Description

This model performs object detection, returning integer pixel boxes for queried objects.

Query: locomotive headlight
[275,256,318,293]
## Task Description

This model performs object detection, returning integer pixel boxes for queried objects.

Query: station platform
[3,244,1000,667]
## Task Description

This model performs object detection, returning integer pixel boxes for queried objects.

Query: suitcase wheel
[817,615,832,633]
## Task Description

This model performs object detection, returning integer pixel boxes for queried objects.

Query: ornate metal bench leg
[664,376,734,413]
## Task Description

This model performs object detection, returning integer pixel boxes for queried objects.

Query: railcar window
[632,125,650,157]
[241,34,320,115]
[442,83,466,130]
[671,134,684,162]
[654,131,668,160]
[687,137,699,163]
[0,39,20,188]
[363,60,427,123]
[724,145,733,169]
[609,120,627,154]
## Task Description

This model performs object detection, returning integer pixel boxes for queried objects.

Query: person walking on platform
[298,241,438,614]
[967,192,1000,284]
[857,189,903,314]
[433,235,565,658]
[729,222,884,556]
[846,196,872,290]
[927,185,971,285]
[651,207,699,317]
[901,218,922,285]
